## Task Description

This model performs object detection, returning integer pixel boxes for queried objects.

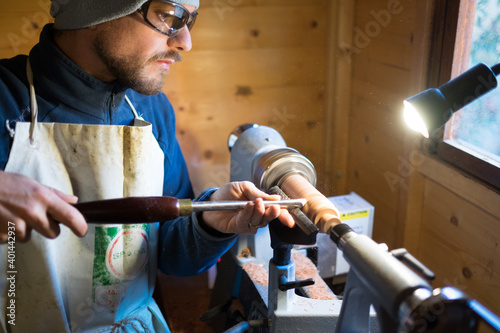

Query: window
[435,0,500,189]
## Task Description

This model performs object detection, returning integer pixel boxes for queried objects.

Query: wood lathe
[207,124,500,333]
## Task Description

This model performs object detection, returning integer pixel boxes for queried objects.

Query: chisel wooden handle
[74,197,306,224]
[74,196,180,223]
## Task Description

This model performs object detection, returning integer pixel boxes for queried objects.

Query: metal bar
[190,198,306,212]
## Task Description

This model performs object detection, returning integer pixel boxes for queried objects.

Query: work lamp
[403,63,500,138]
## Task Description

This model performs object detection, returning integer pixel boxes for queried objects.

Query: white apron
[0,60,167,333]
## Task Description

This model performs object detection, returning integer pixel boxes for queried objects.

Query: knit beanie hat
[50,0,200,30]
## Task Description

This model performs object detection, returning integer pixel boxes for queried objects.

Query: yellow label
[340,210,369,220]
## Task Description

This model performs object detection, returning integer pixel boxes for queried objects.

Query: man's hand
[201,181,296,235]
[0,171,88,242]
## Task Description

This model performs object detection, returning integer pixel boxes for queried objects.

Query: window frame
[429,0,500,190]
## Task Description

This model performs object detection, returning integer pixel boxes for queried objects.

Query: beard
[92,28,182,96]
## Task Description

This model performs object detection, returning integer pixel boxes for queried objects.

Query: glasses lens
[145,0,196,36]
[187,12,197,30]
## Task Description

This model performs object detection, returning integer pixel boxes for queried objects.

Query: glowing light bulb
[403,101,429,138]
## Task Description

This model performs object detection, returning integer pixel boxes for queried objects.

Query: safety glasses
[138,0,198,37]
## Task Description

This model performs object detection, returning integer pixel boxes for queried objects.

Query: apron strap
[26,58,39,147]
[124,95,145,121]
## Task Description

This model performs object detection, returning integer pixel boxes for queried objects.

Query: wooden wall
[406,155,500,322]
[2,0,500,324]
[164,0,333,196]
[344,0,414,248]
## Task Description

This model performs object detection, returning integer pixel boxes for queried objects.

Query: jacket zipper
[109,88,117,124]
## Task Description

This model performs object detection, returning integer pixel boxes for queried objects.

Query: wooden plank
[418,225,500,315]
[418,175,500,317]
[0,0,50,12]
[398,168,425,252]
[347,90,405,247]
[354,0,413,22]
[418,154,500,217]
[0,0,52,57]
[350,90,407,142]
[360,38,413,71]
[347,172,399,246]
[322,0,355,196]
[371,214,397,248]
[350,133,404,186]
[347,157,400,213]
[192,5,328,51]
[164,0,331,189]
[166,47,327,94]
[173,86,325,132]
[352,57,412,96]
[0,15,46,57]
[345,159,400,246]
[394,0,436,250]
[174,85,327,193]
[347,154,400,247]
[347,149,403,246]
[347,151,400,212]
[201,0,329,8]
[352,22,414,50]
[348,124,403,175]
[348,0,418,248]
[422,179,500,270]
[349,0,415,60]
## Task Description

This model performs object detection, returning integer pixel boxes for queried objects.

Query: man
[0,0,294,331]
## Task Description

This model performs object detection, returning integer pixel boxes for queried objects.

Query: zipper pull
[110,90,116,109]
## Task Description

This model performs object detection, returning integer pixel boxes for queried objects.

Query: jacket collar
[29,24,129,120]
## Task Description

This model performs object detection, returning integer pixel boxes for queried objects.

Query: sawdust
[242,262,269,286]
[292,252,336,301]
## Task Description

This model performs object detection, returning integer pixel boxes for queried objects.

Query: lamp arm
[439,63,498,112]
[491,63,500,76]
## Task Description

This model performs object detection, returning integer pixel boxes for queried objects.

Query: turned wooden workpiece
[280,174,342,233]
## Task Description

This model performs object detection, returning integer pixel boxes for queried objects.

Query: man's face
[92,3,195,95]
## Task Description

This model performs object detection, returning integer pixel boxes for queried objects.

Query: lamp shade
[404,63,498,138]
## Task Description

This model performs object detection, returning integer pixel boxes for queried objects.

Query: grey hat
[51,0,199,30]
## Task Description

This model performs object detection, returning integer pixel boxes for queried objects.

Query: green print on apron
[0,59,167,332]
[93,224,150,310]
